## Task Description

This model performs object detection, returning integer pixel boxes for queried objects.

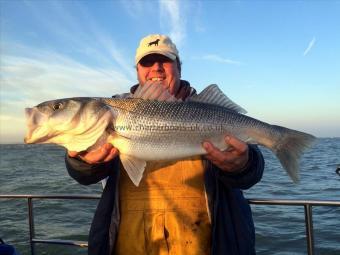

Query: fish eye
[52,102,63,111]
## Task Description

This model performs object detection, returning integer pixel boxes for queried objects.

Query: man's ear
[176,59,182,77]
[136,64,140,81]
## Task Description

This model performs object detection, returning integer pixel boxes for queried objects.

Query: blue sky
[0,0,339,143]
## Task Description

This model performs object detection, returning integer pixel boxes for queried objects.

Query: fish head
[24,97,113,151]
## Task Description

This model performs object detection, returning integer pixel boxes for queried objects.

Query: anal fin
[120,154,146,186]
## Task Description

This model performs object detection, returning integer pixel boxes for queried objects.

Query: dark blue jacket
[65,144,264,255]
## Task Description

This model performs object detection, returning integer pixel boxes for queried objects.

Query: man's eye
[52,103,63,111]
[139,59,154,67]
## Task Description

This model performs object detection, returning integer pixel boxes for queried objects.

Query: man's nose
[150,61,164,70]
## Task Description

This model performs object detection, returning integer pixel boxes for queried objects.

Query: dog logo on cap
[148,39,160,47]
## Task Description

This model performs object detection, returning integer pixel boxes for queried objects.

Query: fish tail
[271,126,316,183]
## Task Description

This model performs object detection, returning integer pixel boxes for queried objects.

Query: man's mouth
[149,77,165,81]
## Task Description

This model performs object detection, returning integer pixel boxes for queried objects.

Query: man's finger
[202,141,226,160]
[68,151,80,158]
[225,136,247,154]
[80,144,113,164]
[103,147,119,162]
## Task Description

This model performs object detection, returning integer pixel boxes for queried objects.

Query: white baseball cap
[135,34,179,65]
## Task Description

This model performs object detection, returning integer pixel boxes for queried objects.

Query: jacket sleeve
[65,154,118,185]
[214,145,265,190]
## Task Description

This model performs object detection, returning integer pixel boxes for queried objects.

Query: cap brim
[136,51,177,65]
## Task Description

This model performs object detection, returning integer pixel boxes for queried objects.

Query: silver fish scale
[103,98,253,125]
[104,98,270,145]
[106,99,271,161]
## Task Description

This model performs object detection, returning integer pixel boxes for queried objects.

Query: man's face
[137,54,181,96]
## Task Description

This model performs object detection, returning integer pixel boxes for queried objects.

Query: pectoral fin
[120,154,146,186]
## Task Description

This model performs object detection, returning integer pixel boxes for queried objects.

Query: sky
[0,0,339,143]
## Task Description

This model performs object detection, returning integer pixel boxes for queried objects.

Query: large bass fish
[24,84,315,186]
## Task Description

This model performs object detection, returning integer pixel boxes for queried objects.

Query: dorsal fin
[188,84,247,113]
[131,81,181,102]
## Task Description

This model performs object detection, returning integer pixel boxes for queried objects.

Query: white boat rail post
[27,197,36,255]
[304,204,314,255]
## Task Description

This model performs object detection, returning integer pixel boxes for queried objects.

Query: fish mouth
[24,107,50,144]
[24,125,50,144]
[24,130,48,144]
[24,108,36,143]
[24,125,61,144]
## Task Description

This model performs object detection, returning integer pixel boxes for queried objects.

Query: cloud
[0,1,139,143]
[122,0,202,49]
[159,0,186,47]
[1,44,133,100]
[21,1,136,79]
[303,37,316,56]
[0,43,134,143]
[202,54,243,65]
[120,0,152,19]
[192,1,206,33]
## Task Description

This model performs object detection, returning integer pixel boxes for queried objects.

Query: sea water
[0,138,339,254]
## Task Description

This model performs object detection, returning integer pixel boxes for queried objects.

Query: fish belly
[111,119,229,161]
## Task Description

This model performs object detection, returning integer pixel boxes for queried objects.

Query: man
[66,34,264,255]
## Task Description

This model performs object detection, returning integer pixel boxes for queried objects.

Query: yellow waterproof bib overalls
[114,156,211,255]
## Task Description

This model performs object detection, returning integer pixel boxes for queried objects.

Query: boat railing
[1,194,339,255]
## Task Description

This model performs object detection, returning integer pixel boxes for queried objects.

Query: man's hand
[203,136,249,173]
[68,143,118,164]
